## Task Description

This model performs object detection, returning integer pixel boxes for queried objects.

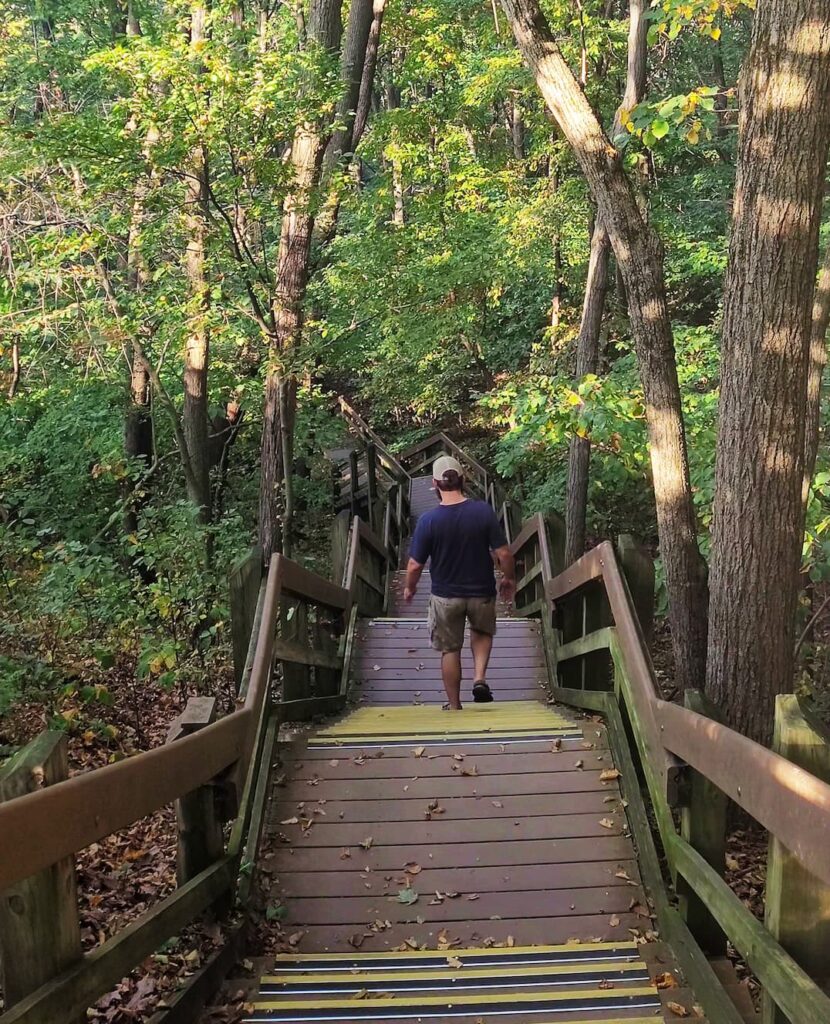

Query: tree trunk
[352,0,389,149]
[258,0,343,558]
[564,0,646,566]
[8,338,20,399]
[501,0,709,695]
[706,0,830,744]
[183,3,212,524]
[803,244,830,513]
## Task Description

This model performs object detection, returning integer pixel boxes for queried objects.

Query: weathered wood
[169,698,225,895]
[656,698,830,886]
[0,858,234,1024]
[349,449,359,515]
[340,604,360,697]
[0,732,82,1014]
[548,685,608,712]
[275,694,346,721]
[603,700,743,1024]
[0,710,249,893]
[278,556,350,610]
[763,694,830,1024]
[366,441,379,533]
[281,600,309,702]
[556,626,613,663]
[330,508,352,587]
[229,546,263,689]
[678,690,727,956]
[272,637,342,670]
[546,509,566,576]
[672,833,830,1024]
[236,710,280,907]
[616,533,654,644]
[515,560,544,593]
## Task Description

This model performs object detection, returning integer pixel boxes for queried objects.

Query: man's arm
[404,557,425,603]
[494,544,516,604]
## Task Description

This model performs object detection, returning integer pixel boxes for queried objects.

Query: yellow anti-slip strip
[262,960,647,985]
[314,703,575,737]
[308,730,576,744]
[273,940,639,961]
[252,985,658,1011]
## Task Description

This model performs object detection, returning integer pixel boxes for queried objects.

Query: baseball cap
[432,455,464,480]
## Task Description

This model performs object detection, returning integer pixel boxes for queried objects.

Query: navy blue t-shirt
[409,499,508,598]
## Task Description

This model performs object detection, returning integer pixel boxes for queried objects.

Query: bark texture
[707,0,830,742]
[803,244,830,512]
[564,0,646,566]
[182,2,212,522]
[259,0,343,558]
[501,0,708,694]
[352,0,388,149]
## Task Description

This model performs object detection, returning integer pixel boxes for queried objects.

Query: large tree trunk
[803,244,830,513]
[706,0,830,743]
[564,0,646,566]
[501,0,708,694]
[351,0,389,149]
[259,0,343,558]
[181,4,212,525]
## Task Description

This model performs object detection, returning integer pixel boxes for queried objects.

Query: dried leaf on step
[280,817,299,825]
[340,848,351,859]
[609,914,620,927]
[655,972,679,989]
[599,769,621,782]
[599,818,615,829]
[447,956,464,969]
[666,1002,690,1018]
[413,746,426,758]
[403,862,422,875]
[360,836,374,849]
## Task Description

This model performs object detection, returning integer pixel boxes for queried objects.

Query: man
[403,455,516,709]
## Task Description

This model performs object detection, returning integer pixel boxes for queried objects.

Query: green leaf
[266,904,288,921]
[651,118,670,140]
[397,887,419,905]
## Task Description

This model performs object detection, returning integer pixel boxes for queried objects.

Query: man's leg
[470,629,493,682]
[429,596,466,709]
[441,651,463,710]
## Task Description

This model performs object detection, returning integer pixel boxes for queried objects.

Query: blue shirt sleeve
[487,506,508,550]
[409,516,432,564]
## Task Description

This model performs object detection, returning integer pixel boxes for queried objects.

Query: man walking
[403,456,516,709]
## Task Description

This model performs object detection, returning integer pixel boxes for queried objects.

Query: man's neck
[439,490,467,506]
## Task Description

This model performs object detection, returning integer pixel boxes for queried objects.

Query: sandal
[442,702,463,710]
[472,681,494,703]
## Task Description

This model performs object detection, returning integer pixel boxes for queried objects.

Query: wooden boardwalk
[244,475,711,1022]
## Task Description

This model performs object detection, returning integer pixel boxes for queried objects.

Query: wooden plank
[764,694,830,1024]
[356,564,386,595]
[356,517,388,560]
[275,860,641,898]
[276,771,609,802]
[228,545,263,688]
[0,858,234,1024]
[515,561,544,593]
[272,791,623,824]
[267,913,646,953]
[285,750,613,780]
[276,694,346,722]
[679,690,727,956]
[672,833,830,1024]
[266,835,637,873]
[269,812,625,847]
[0,710,249,892]
[237,710,281,907]
[330,509,352,588]
[339,604,360,697]
[279,886,640,926]
[0,732,82,1014]
[557,628,613,664]
[656,698,830,886]
[616,534,654,645]
[273,637,342,670]
[550,686,610,712]
[278,556,350,610]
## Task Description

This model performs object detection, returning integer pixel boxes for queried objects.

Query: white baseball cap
[433,455,464,480]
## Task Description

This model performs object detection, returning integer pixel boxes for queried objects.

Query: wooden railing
[337,396,408,482]
[509,527,830,1024]
[0,492,402,1023]
[399,432,490,499]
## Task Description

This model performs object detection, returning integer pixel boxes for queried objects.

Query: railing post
[0,732,83,1014]
[229,545,263,691]
[678,689,728,956]
[331,508,352,587]
[167,699,226,901]
[763,695,830,1024]
[349,449,359,517]
[617,533,654,645]
[366,442,378,534]
[545,510,566,576]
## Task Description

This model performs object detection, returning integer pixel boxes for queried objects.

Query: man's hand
[403,586,416,603]
[498,576,516,605]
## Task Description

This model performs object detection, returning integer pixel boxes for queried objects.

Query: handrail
[512,523,830,1022]
[399,432,489,497]
[337,396,409,483]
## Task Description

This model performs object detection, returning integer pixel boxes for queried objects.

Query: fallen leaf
[397,887,419,905]
[413,746,426,758]
[609,914,620,927]
[447,956,464,968]
[340,848,351,859]
[492,800,503,808]
[599,768,621,782]
[655,972,679,989]
[372,664,381,671]
[599,818,616,829]
[403,862,422,875]
[666,1002,690,1018]
[360,836,374,849]
[574,759,584,769]
[280,817,299,825]
[598,979,615,989]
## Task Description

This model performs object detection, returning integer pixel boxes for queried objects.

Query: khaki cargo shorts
[428,595,497,653]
